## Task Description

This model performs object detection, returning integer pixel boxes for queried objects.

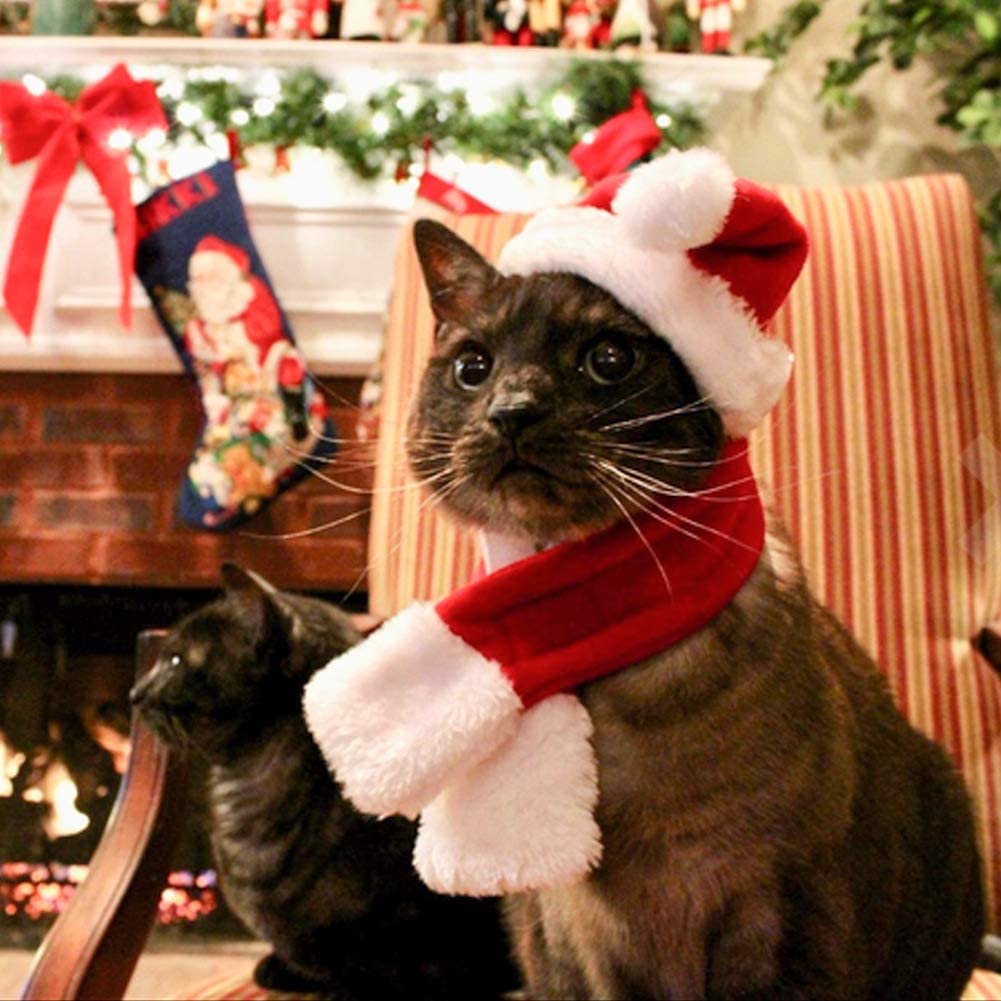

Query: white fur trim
[414,694,602,896]
[303,603,522,818]
[498,207,793,436]
[611,148,735,251]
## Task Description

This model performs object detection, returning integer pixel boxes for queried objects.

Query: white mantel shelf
[0,38,771,375]
[0,37,772,99]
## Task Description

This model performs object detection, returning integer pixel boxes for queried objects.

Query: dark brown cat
[409,218,984,1000]
[131,564,516,998]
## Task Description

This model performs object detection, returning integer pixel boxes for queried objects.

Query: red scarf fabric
[437,440,765,705]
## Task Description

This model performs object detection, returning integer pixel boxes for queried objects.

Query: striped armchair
[368,175,1001,999]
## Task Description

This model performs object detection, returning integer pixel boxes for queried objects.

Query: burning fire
[2,732,217,930]
[1,862,218,925]
[159,870,219,924]
[1,728,115,841]
[26,759,90,840]
[0,863,85,921]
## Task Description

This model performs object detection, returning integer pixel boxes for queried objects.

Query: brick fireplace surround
[0,373,373,952]
[0,372,369,594]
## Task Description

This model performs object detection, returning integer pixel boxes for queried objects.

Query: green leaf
[973,10,999,45]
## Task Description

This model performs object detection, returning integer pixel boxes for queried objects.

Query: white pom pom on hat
[611,147,736,251]
[497,148,809,437]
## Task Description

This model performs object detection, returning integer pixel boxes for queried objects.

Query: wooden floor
[0,941,269,1000]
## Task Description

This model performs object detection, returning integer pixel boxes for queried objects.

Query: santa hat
[497,147,809,436]
[192,235,251,274]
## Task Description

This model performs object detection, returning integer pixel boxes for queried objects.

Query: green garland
[26,59,703,181]
[745,0,1001,304]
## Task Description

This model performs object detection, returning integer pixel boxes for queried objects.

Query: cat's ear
[220,562,294,645]
[413,219,497,325]
[221,562,276,597]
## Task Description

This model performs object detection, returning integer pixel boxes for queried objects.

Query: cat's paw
[252,952,346,998]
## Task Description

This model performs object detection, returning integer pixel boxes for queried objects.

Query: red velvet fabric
[436,441,765,707]
[569,90,662,187]
[689,178,810,327]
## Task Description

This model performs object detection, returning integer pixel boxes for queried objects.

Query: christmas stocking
[134,160,336,531]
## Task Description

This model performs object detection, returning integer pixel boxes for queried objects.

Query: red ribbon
[569,89,662,187]
[0,64,167,337]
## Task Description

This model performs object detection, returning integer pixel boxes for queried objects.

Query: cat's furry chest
[507,544,859,996]
[581,542,854,849]
[504,536,981,999]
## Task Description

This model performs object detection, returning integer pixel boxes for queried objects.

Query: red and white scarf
[304,442,765,895]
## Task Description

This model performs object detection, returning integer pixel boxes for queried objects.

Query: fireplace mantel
[0,177,404,377]
[0,38,770,376]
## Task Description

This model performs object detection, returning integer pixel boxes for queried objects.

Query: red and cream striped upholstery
[760,177,1001,933]
[366,175,1001,981]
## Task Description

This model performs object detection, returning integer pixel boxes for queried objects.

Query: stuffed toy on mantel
[304,149,808,897]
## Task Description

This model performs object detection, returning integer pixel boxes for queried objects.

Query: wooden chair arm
[21,630,189,1001]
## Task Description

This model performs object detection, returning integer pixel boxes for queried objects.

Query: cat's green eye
[584,338,636,385]
[453,346,493,391]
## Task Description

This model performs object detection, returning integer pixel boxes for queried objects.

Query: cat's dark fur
[130,564,515,998]
[410,218,985,1000]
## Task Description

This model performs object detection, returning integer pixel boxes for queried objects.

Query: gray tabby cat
[408,218,984,1000]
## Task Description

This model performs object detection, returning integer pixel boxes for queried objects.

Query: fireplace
[0,369,369,947]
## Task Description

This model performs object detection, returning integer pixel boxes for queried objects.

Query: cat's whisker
[596,395,713,433]
[594,450,841,505]
[590,467,711,553]
[594,442,723,469]
[278,441,453,496]
[300,419,363,448]
[627,468,762,502]
[584,382,660,425]
[303,368,365,412]
[595,438,703,456]
[239,503,373,541]
[596,464,764,556]
[591,474,673,599]
[319,448,443,476]
[339,469,473,605]
[305,413,455,450]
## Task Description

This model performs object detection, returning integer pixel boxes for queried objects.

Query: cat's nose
[487,394,545,439]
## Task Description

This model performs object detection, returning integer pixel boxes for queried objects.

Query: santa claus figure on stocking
[135,162,335,531]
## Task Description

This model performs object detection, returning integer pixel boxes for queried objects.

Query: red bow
[569,90,662,188]
[0,64,167,336]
